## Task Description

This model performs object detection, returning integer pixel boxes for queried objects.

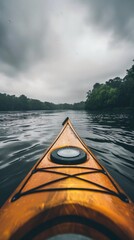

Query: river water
[0,110,134,207]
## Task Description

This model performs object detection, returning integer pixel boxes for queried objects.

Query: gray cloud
[0,0,133,103]
[81,0,134,42]
[0,0,52,75]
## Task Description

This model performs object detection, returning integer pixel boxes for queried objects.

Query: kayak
[0,117,134,240]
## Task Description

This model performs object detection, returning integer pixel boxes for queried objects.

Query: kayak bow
[0,118,134,240]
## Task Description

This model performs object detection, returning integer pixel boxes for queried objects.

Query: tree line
[0,93,85,111]
[85,61,134,110]
[0,61,133,111]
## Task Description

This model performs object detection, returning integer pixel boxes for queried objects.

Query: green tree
[85,61,134,110]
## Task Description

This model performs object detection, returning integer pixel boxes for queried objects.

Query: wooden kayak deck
[0,118,134,240]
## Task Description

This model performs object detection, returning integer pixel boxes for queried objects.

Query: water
[0,110,134,207]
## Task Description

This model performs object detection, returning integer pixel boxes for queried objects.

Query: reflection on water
[0,110,134,206]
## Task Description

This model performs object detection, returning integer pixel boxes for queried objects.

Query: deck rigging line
[11,166,129,203]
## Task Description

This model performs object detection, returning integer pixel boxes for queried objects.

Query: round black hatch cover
[50,147,87,164]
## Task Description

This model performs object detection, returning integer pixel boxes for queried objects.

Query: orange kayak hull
[0,118,134,240]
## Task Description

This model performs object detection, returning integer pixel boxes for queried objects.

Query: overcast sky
[0,0,134,103]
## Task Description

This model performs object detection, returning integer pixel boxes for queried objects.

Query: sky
[0,0,134,103]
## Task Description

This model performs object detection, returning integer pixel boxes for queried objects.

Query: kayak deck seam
[11,166,129,203]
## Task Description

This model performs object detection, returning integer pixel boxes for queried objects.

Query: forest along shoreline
[0,61,134,111]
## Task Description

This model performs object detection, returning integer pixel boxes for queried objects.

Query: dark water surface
[0,110,134,206]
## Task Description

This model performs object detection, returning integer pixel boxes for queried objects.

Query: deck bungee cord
[11,165,129,203]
